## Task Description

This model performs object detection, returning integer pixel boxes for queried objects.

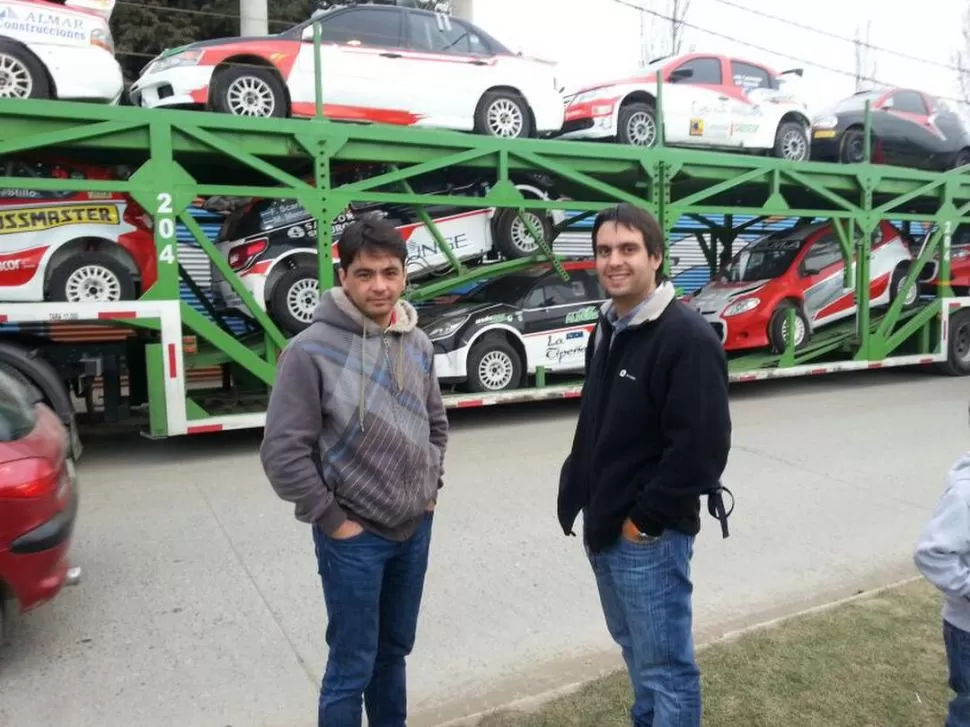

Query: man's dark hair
[336,214,408,271]
[591,203,667,284]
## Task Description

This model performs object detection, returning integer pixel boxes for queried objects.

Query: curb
[432,574,925,726]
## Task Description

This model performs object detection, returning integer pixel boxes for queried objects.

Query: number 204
[156,192,176,264]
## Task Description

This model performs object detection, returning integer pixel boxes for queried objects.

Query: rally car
[688,220,918,353]
[0,0,123,103]
[128,0,564,139]
[422,260,605,392]
[557,52,811,161]
[0,157,157,304]
[810,87,970,170]
[210,168,566,335]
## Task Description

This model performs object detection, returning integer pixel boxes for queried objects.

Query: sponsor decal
[564,305,599,324]
[544,332,587,364]
[475,313,512,325]
[731,122,758,135]
[0,204,120,234]
[689,117,704,136]
[0,5,89,42]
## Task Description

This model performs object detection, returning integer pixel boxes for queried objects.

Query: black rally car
[420,260,606,392]
[810,87,970,170]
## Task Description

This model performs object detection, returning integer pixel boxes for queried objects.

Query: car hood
[690,280,769,312]
[418,301,513,328]
[157,33,285,59]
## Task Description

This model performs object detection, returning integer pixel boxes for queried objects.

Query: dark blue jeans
[945,618,970,727]
[311,512,433,727]
[587,528,700,727]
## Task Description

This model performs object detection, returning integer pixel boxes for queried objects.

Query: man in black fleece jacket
[558,203,731,727]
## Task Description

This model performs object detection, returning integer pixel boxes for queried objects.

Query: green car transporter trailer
[1,68,970,456]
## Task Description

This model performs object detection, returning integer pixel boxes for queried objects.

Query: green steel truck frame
[1,81,969,452]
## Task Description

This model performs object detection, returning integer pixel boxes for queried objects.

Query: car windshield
[833,90,884,112]
[723,235,805,282]
[461,268,550,304]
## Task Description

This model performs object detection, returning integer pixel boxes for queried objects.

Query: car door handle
[718,95,729,101]
[468,59,488,66]
[380,52,402,58]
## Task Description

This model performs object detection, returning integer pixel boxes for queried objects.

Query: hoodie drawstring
[359,327,367,432]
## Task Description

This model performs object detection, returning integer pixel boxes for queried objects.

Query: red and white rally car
[0,157,156,304]
[128,0,564,139]
[688,220,918,353]
[557,52,811,160]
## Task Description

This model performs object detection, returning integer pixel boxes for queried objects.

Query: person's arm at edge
[914,479,970,602]
[425,341,449,493]
[629,327,732,534]
[259,343,347,535]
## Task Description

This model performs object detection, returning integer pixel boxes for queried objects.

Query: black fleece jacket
[557,281,732,553]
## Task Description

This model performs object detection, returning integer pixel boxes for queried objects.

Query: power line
[712,0,962,75]
[611,0,968,107]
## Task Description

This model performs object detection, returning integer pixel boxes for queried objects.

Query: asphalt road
[1,367,967,727]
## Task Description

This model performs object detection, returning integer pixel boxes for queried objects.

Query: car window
[568,268,606,299]
[731,61,772,90]
[319,8,403,48]
[887,90,928,115]
[801,235,843,274]
[0,370,36,442]
[524,277,589,308]
[407,12,491,55]
[672,57,722,85]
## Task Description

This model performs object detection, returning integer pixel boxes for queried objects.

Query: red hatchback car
[0,369,79,639]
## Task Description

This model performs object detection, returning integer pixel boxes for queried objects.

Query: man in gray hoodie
[914,412,970,727]
[260,216,448,727]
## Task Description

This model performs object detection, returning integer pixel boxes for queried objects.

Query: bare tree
[853,20,877,91]
[954,2,970,104]
[638,0,693,66]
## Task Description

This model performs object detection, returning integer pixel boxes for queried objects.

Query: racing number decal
[156,192,176,265]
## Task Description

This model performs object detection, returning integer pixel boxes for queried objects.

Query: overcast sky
[468,0,968,115]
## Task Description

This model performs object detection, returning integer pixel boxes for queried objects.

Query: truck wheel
[210,65,287,118]
[768,301,809,353]
[939,308,970,376]
[617,101,658,147]
[492,208,552,259]
[0,41,50,99]
[269,265,319,336]
[47,253,136,303]
[889,264,919,308]
[467,336,522,393]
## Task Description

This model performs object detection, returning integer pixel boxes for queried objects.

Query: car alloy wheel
[477,349,516,390]
[485,98,525,138]
[624,111,657,147]
[781,128,808,161]
[285,277,319,325]
[0,53,32,99]
[64,264,123,302]
[225,75,277,117]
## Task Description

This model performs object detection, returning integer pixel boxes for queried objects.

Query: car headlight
[812,114,838,129]
[425,317,466,340]
[722,298,760,316]
[148,50,203,74]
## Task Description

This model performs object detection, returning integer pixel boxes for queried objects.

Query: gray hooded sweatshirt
[259,286,448,542]
[914,452,970,632]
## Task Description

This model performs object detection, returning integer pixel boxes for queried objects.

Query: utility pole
[239,0,268,36]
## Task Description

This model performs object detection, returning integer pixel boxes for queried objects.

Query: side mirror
[669,68,693,83]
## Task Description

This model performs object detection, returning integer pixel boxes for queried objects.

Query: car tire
[210,65,287,118]
[269,264,320,336]
[47,253,136,303]
[492,207,552,259]
[0,41,50,100]
[767,301,810,353]
[839,127,867,164]
[889,263,919,308]
[474,90,532,138]
[773,121,809,162]
[467,335,523,392]
[616,101,658,147]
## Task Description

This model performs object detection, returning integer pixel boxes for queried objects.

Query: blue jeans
[311,512,434,727]
[945,618,970,727]
[587,528,699,727]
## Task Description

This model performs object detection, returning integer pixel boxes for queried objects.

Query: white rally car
[209,171,567,336]
[129,0,564,139]
[557,52,811,161]
[0,0,122,103]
